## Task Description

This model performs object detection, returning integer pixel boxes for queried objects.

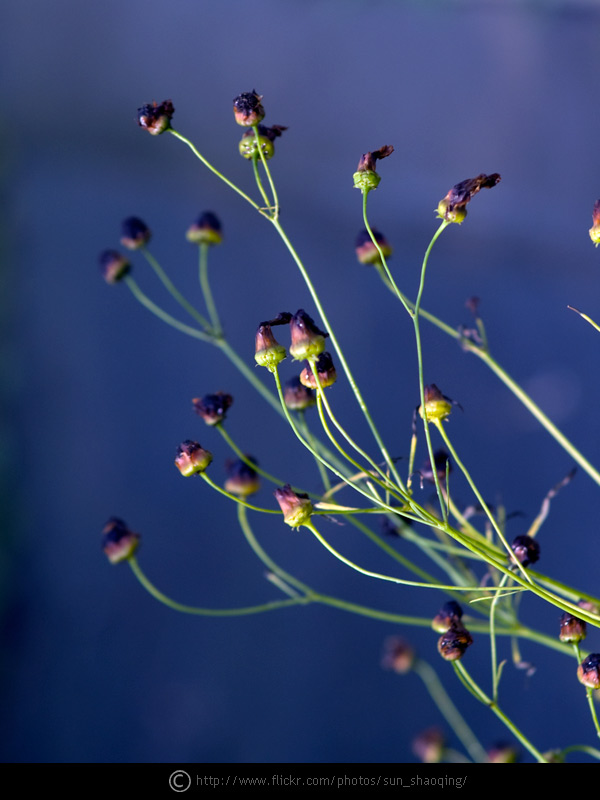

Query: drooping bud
[437,173,501,223]
[511,535,540,568]
[225,457,261,497]
[418,384,453,423]
[120,217,151,250]
[239,125,287,160]
[102,517,140,564]
[437,624,473,661]
[577,653,600,690]
[192,392,233,426]
[353,145,394,193]
[274,484,313,528]
[299,352,337,389]
[283,376,316,411]
[487,743,519,764]
[559,612,587,644]
[381,636,415,674]
[420,449,451,484]
[254,312,292,371]
[355,228,392,265]
[174,440,213,476]
[186,211,223,246]
[289,309,328,361]
[412,727,445,764]
[136,100,174,135]
[589,200,600,246]
[233,91,265,127]
[99,249,131,284]
[432,600,463,634]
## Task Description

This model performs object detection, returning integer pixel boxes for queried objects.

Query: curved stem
[198,243,222,336]
[141,246,211,329]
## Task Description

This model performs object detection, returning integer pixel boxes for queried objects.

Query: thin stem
[586,689,600,739]
[141,246,211,330]
[198,243,222,336]
[253,124,280,218]
[200,472,282,514]
[251,151,273,213]
[490,573,511,702]
[298,409,331,492]
[217,339,284,417]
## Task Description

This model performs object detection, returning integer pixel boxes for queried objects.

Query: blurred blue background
[2,0,600,763]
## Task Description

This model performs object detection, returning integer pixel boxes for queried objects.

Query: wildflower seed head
[299,352,337,389]
[412,727,445,764]
[418,384,453,423]
[274,484,313,528]
[174,440,213,476]
[511,534,540,568]
[559,612,587,644]
[487,743,519,764]
[225,456,261,497]
[589,200,600,246]
[437,623,473,661]
[577,653,600,690]
[432,600,464,633]
[353,145,394,194]
[99,249,131,284]
[239,125,287,161]
[283,376,316,411]
[233,90,265,127]
[186,211,223,246]
[437,173,501,224]
[136,100,174,135]
[192,392,233,426]
[355,228,392,265]
[254,313,292,371]
[381,636,415,674]
[289,309,328,361]
[102,517,140,564]
[120,217,151,250]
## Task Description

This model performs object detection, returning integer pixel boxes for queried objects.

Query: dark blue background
[2,0,600,763]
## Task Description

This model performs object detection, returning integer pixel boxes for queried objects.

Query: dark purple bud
[102,517,140,564]
[437,623,473,661]
[120,217,151,250]
[432,600,463,633]
[225,456,261,497]
[577,653,600,689]
[559,612,587,644]
[233,91,265,126]
[511,535,540,568]
[299,352,337,389]
[99,249,130,284]
[353,145,394,193]
[289,309,328,361]
[355,228,392,265]
[186,211,223,246]
[174,440,213,476]
[437,173,500,223]
[136,100,174,135]
[192,392,233,426]
[381,636,415,674]
[283,376,316,411]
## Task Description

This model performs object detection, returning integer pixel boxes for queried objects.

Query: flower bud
[99,249,131,284]
[186,211,223,246]
[254,313,292,371]
[381,636,415,674]
[225,456,261,497]
[289,309,328,361]
[577,653,600,690]
[192,392,233,426]
[432,600,463,634]
[233,91,265,126]
[418,384,452,423]
[174,440,213,476]
[299,352,337,389]
[239,125,287,161]
[511,535,540,568]
[353,145,394,193]
[487,743,519,764]
[412,727,445,764]
[437,624,473,661]
[136,100,174,135]
[283,376,316,411]
[559,612,587,644]
[102,517,140,564]
[355,228,392,265]
[120,217,151,250]
[589,200,600,246]
[437,173,501,223]
[274,484,313,528]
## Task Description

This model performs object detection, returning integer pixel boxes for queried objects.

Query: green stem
[298,409,331,492]
[253,125,280,218]
[198,243,222,336]
[251,151,274,213]
[141,246,211,329]
[586,688,600,738]
[200,472,281,514]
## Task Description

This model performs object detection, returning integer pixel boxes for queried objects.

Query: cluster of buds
[510,534,540,568]
[225,457,261,497]
[355,228,392,266]
[437,172,501,224]
[174,440,213,476]
[136,100,174,135]
[433,601,473,662]
[353,145,394,193]
[274,484,313,528]
[192,392,233,426]
[102,517,140,564]
[186,211,223,246]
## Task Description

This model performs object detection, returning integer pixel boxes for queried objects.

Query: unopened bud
[559,612,587,644]
[577,653,600,690]
[274,484,313,528]
[355,228,392,265]
[432,600,463,633]
[412,727,445,764]
[487,743,519,764]
[283,376,316,411]
[419,384,452,423]
[120,217,151,250]
[136,100,174,135]
[233,91,265,126]
[437,173,501,223]
[353,145,394,194]
[289,309,328,361]
[225,457,261,497]
[381,636,415,674]
[254,313,291,371]
[589,200,600,246]
[186,211,223,246]
[102,517,140,564]
[437,624,473,661]
[511,535,540,568]
[99,250,131,284]
[299,352,337,389]
[174,440,213,476]
[192,392,233,426]
[239,125,287,161]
